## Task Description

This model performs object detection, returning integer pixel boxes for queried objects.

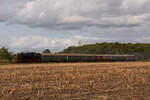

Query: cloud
[8,34,116,52]
[2,0,146,30]
[0,0,150,51]
[121,0,150,14]
[0,1,11,22]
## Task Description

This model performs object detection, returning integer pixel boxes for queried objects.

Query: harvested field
[0,62,150,100]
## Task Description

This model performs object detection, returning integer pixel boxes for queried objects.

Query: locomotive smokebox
[16,52,41,63]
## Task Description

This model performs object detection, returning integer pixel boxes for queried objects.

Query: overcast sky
[0,0,150,52]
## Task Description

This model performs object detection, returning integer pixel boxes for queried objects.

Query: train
[16,52,136,63]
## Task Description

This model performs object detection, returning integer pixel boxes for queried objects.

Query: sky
[0,0,150,52]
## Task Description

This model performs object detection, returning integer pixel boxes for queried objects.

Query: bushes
[61,42,150,60]
[0,59,9,65]
[0,47,13,64]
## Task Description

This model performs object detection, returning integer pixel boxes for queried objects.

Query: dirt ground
[0,62,150,100]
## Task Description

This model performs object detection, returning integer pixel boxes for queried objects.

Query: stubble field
[0,62,150,100]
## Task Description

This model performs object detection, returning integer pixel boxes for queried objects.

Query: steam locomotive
[16,52,136,63]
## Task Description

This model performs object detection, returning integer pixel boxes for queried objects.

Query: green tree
[43,49,51,53]
[0,47,12,62]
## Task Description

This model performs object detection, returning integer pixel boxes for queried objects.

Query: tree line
[1,42,150,63]
[61,42,150,60]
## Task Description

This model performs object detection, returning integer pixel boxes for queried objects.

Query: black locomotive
[16,52,41,63]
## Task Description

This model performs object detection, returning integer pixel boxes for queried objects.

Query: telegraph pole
[78,40,82,46]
